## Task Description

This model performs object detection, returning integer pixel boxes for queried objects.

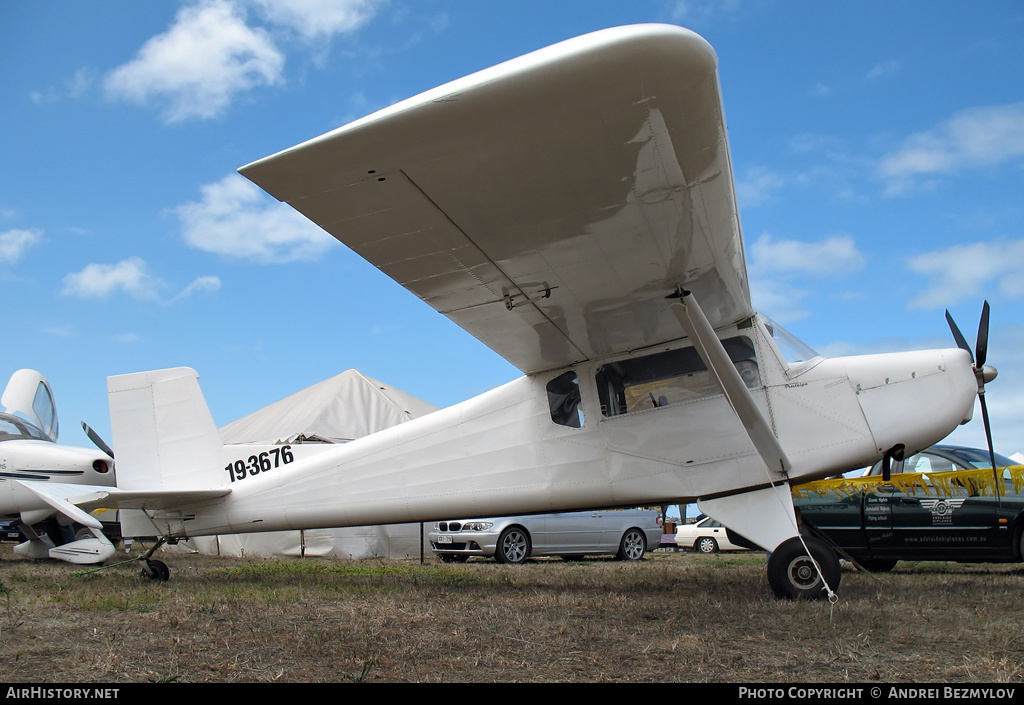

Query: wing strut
[667,288,839,599]
[667,287,790,480]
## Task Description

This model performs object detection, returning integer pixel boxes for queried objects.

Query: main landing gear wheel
[494,527,530,564]
[767,536,840,600]
[141,559,170,581]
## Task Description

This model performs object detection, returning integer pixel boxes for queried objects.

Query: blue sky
[2,1,1022,459]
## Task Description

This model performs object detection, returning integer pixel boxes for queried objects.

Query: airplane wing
[240,24,751,375]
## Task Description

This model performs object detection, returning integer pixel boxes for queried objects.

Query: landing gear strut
[766,536,840,600]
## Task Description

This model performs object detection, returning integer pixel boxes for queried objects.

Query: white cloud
[61,257,160,300]
[735,167,785,208]
[41,324,75,338]
[174,173,334,263]
[170,275,223,303]
[747,233,866,323]
[906,238,1024,310]
[60,256,221,304]
[750,233,866,275]
[0,228,44,263]
[104,0,284,123]
[30,68,96,105]
[747,277,811,324]
[102,0,385,122]
[865,60,901,81]
[246,0,383,39]
[879,102,1024,195]
[670,0,743,27]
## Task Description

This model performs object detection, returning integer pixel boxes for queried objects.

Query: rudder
[108,367,224,493]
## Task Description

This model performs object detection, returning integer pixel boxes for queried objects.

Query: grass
[1,544,1023,683]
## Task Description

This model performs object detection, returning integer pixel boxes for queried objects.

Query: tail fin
[108,367,224,492]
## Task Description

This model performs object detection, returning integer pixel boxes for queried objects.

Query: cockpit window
[759,314,820,363]
[596,336,758,417]
[547,371,584,428]
[0,413,49,442]
[32,381,57,440]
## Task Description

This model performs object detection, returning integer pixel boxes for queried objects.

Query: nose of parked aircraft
[844,347,979,456]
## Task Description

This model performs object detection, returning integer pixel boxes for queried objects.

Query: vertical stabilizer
[108,367,223,492]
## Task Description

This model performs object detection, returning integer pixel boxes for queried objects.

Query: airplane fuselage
[136,316,977,543]
[0,439,115,520]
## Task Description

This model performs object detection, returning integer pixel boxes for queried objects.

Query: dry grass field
[1,543,1023,683]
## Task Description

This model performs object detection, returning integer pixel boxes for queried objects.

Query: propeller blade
[81,421,114,458]
[975,300,990,369]
[978,393,1001,503]
[945,310,974,362]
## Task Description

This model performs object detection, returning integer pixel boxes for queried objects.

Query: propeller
[81,421,114,459]
[945,301,1000,498]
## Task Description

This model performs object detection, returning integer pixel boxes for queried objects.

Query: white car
[428,510,662,563]
[675,516,748,553]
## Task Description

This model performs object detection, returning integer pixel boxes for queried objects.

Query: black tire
[142,559,170,581]
[695,536,718,554]
[494,527,530,564]
[617,529,646,561]
[767,536,840,600]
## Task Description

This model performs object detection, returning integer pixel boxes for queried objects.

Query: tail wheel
[142,559,170,581]
[767,536,840,600]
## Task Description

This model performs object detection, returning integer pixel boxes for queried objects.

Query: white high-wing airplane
[0,369,118,564]
[55,25,992,598]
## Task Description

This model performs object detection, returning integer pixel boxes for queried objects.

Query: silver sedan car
[428,509,662,563]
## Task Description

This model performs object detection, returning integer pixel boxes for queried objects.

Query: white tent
[218,368,439,445]
[182,370,440,560]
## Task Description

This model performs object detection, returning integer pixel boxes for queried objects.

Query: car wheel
[494,527,530,564]
[617,528,646,560]
[766,536,840,600]
[695,536,718,554]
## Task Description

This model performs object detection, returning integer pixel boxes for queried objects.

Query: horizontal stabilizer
[16,480,103,529]
[15,480,229,515]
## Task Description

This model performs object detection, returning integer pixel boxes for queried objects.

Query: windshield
[758,314,820,363]
[0,413,50,442]
[950,447,1017,469]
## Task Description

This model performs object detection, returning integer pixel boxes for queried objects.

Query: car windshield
[868,447,1019,476]
[949,447,1017,469]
